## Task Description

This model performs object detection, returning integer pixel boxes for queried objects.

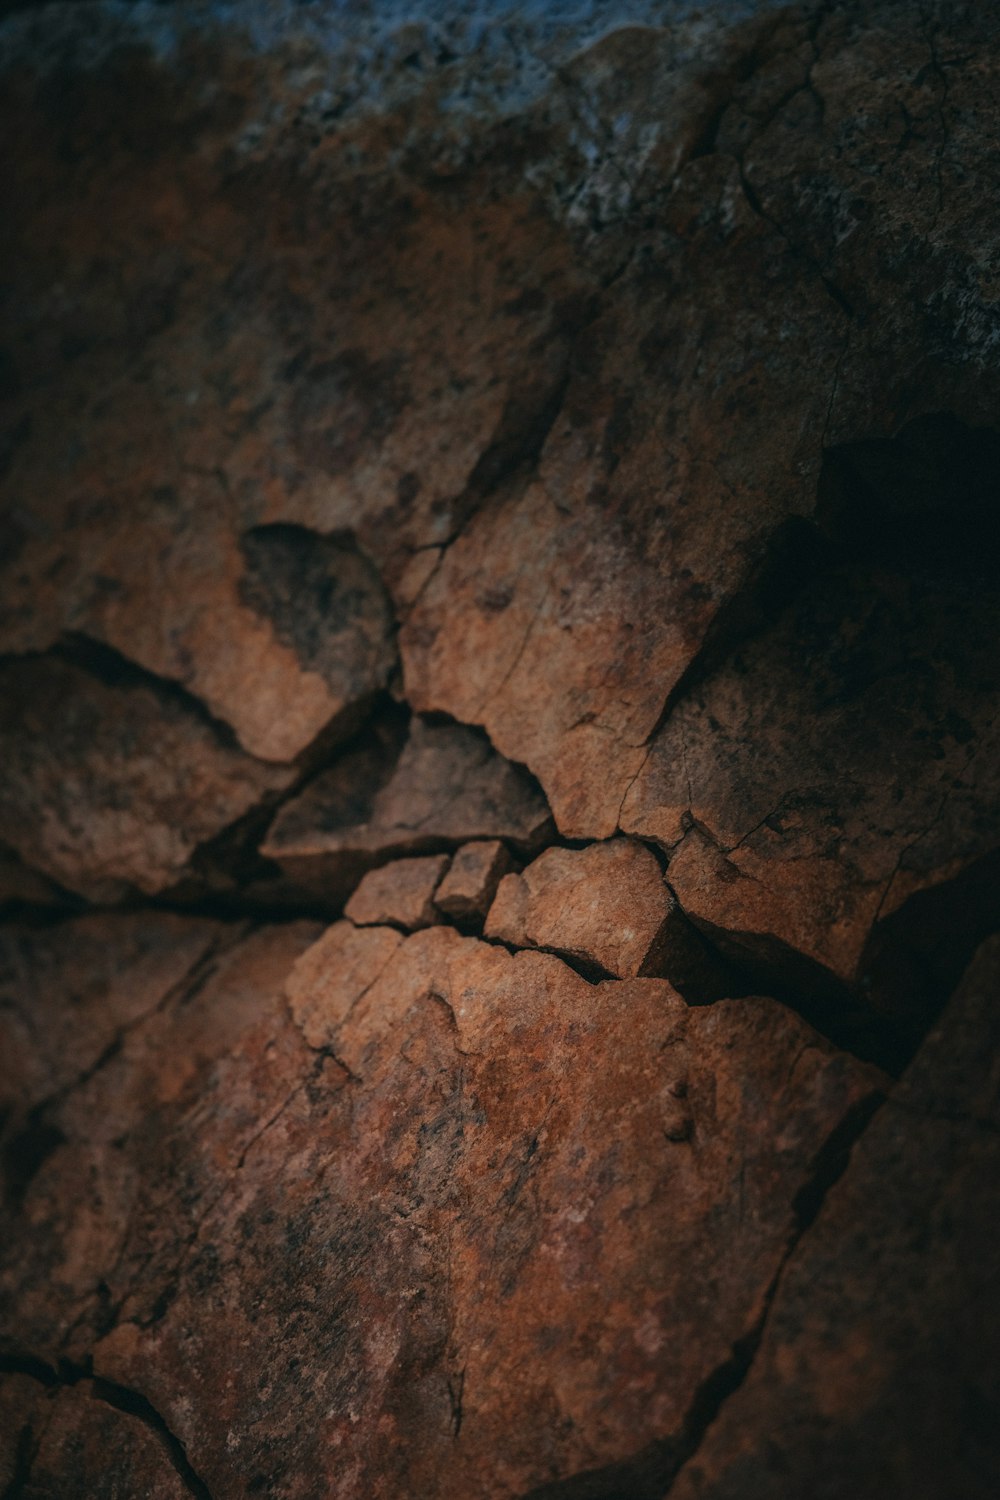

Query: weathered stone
[434,839,514,927]
[0,1374,191,1500]
[620,541,1000,1040]
[0,847,68,911]
[0,916,321,1362]
[0,912,220,1145]
[0,915,881,1498]
[262,716,553,901]
[485,837,674,979]
[667,937,1000,1500]
[0,649,292,901]
[344,854,449,930]
[0,1,999,1493]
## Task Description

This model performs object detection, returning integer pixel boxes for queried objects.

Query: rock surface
[0,648,292,901]
[1,913,881,1498]
[434,839,515,927]
[1,0,999,1495]
[485,837,674,979]
[262,716,553,902]
[344,853,450,930]
[667,936,1000,1500]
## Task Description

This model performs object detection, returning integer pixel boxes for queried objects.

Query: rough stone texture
[0,647,293,900]
[262,716,554,902]
[619,450,1000,1052]
[434,839,514,927]
[485,837,674,980]
[1,0,999,1494]
[344,853,449,930]
[0,1375,191,1500]
[667,935,1000,1500]
[0,913,881,1499]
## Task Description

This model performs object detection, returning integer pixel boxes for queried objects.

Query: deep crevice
[0,1354,214,1500]
[517,1089,885,1500]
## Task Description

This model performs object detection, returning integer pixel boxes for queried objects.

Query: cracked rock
[1,914,880,1498]
[621,546,1000,1043]
[262,716,553,903]
[344,853,450,931]
[0,649,293,901]
[485,836,676,980]
[433,839,515,927]
[0,1375,191,1500]
[667,935,1000,1500]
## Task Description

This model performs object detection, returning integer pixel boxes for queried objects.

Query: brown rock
[434,839,514,926]
[262,716,553,901]
[344,854,449,931]
[1,913,881,1498]
[620,548,1000,1032]
[667,936,1000,1500]
[0,649,292,900]
[0,1375,191,1500]
[0,912,221,1140]
[0,847,68,910]
[485,837,674,979]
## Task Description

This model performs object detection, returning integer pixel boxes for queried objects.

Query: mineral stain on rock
[1,0,1000,1496]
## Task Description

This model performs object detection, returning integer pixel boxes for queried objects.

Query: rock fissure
[0,1354,214,1500]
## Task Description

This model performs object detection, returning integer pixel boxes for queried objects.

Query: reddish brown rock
[262,716,553,902]
[0,912,221,1139]
[434,839,514,927]
[666,936,1000,1500]
[620,544,1000,1035]
[485,837,674,979]
[0,1375,190,1500]
[0,649,293,901]
[0,847,67,910]
[0,914,881,1498]
[344,853,449,930]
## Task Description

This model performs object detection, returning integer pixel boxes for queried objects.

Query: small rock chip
[485,836,674,979]
[345,854,450,931]
[433,839,514,926]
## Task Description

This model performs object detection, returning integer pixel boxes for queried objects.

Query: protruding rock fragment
[622,553,1000,1029]
[434,839,514,927]
[285,918,404,1052]
[344,854,449,931]
[485,836,675,979]
[238,523,397,750]
[262,716,553,901]
[668,936,1000,1500]
[0,649,292,901]
[0,915,883,1498]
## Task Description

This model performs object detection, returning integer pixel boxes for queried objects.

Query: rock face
[344,853,450,930]
[262,716,554,902]
[434,839,515,928]
[1,913,882,1499]
[668,936,1000,1500]
[2,0,1000,1496]
[0,647,292,901]
[485,838,674,979]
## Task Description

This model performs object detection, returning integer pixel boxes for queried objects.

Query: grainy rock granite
[1,0,999,1495]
